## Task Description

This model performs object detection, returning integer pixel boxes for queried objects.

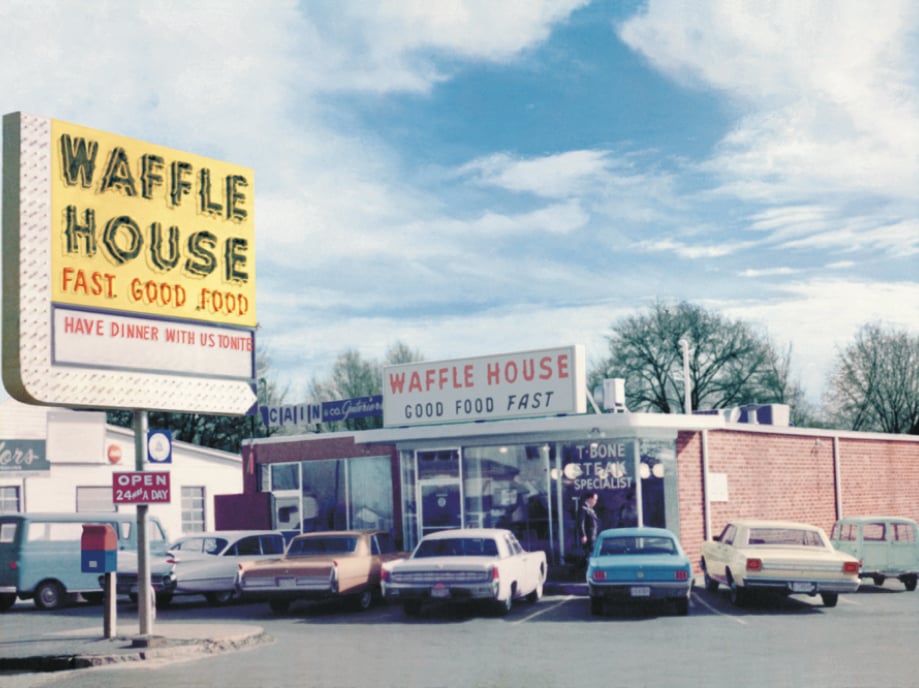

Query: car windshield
[747,528,825,547]
[598,536,676,555]
[287,536,358,555]
[414,537,499,558]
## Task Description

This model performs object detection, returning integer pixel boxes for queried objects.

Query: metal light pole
[678,338,692,415]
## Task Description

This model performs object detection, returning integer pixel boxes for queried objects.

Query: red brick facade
[677,428,919,572]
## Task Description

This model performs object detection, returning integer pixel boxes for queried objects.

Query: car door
[503,533,531,594]
[707,524,738,579]
[889,521,919,572]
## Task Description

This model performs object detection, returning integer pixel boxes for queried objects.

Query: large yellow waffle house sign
[2,113,257,414]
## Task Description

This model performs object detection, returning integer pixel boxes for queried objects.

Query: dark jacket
[578,503,599,552]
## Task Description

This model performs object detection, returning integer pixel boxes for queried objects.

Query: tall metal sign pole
[2,112,257,641]
[133,410,153,637]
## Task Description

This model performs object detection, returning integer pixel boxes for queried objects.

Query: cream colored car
[700,519,860,607]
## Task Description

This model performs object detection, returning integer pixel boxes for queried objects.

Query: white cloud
[620,1,919,201]
[722,278,919,398]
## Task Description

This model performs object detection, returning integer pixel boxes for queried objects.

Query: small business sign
[2,112,256,414]
[113,471,171,504]
[0,439,50,473]
[146,430,172,464]
[382,345,586,427]
[259,395,383,428]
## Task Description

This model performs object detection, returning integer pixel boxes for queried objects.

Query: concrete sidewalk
[0,621,268,673]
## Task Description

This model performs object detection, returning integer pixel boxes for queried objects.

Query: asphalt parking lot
[2,579,917,688]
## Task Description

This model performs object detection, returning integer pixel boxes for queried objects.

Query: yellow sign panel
[49,119,255,328]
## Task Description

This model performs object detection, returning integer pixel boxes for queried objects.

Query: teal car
[586,527,693,616]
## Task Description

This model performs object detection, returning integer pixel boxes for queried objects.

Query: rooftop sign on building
[2,113,256,414]
[382,345,586,427]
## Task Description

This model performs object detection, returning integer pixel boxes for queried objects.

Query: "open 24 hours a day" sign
[2,113,257,414]
[113,471,171,504]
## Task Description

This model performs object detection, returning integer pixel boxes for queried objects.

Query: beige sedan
[237,530,405,613]
[700,519,860,607]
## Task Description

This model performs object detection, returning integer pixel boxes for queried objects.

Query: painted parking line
[690,591,748,625]
[511,595,577,625]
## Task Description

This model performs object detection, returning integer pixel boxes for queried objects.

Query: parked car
[113,547,177,606]
[831,516,919,591]
[0,512,169,611]
[236,530,403,612]
[381,528,547,616]
[700,519,860,607]
[167,530,287,605]
[586,527,693,616]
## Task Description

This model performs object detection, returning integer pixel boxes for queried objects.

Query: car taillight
[490,565,499,581]
[9,561,16,570]
[592,570,606,581]
[675,569,689,581]
[843,561,860,574]
[381,568,390,583]
[746,558,763,571]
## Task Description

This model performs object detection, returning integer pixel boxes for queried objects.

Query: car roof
[290,530,385,539]
[598,527,677,539]
[727,519,826,530]
[172,530,284,542]
[835,516,918,525]
[420,528,511,540]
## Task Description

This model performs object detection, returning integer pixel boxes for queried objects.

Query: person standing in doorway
[578,492,600,564]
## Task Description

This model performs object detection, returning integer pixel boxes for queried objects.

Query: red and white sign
[382,345,586,427]
[113,471,171,504]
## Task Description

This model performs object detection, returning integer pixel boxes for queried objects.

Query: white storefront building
[0,397,242,540]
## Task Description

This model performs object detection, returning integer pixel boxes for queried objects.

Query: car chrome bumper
[741,577,860,593]
[589,581,692,600]
[382,581,499,601]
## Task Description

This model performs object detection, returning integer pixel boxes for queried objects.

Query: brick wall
[677,428,919,572]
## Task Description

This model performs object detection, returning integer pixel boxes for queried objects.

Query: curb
[0,629,272,674]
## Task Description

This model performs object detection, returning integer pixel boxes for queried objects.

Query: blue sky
[1,0,917,409]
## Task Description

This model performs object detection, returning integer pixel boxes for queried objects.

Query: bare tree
[592,301,804,417]
[824,323,919,434]
[309,341,424,432]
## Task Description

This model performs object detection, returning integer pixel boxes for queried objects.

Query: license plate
[630,586,651,597]
[431,584,451,599]
[278,578,296,588]
[790,582,815,593]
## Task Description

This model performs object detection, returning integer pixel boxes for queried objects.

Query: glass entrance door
[416,449,462,538]
[419,480,461,537]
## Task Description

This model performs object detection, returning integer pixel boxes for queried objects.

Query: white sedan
[701,519,860,607]
[381,528,547,616]
[168,530,286,605]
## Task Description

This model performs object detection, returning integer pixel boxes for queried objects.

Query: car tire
[0,593,17,611]
[350,588,374,612]
[901,575,917,592]
[590,597,604,616]
[269,598,291,614]
[494,591,513,616]
[674,597,690,616]
[872,575,886,586]
[34,580,65,610]
[526,577,544,603]
[701,560,719,593]
[728,576,747,607]
[156,592,173,607]
[402,601,422,617]
[205,590,237,606]
[821,592,838,607]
